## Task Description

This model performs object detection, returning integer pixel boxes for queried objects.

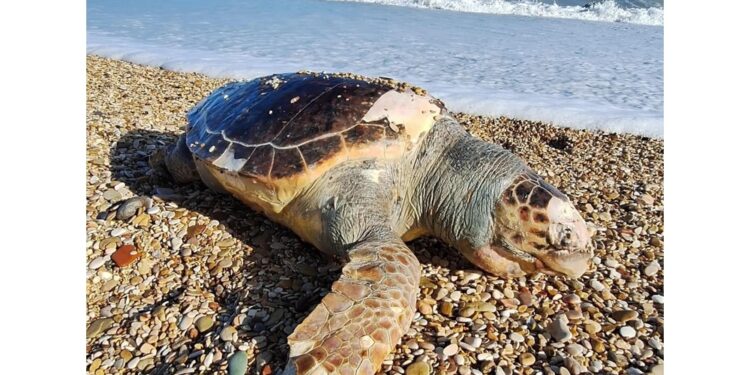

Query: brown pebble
[439,302,454,317]
[611,310,638,323]
[418,301,432,315]
[592,338,606,353]
[584,320,602,334]
[562,294,581,305]
[519,353,535,367]
[111,244,141,268]
[565,309,584,321]
[518,288,533,306]
[459,307,476,318]
[187,224,207,238]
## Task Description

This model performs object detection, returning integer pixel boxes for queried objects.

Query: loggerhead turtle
[144,72,594,375]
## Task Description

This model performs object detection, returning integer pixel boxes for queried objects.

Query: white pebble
[463,271,482,281]
[178,316,194,331]
[477,353,493,361]
[644,261,661,276]
[651,294,664,304]
[127,357,140,369]
[203,352,214,367]
[609,269,621,280]
[111,228,127,237]
[89,257,107,270]
[604,257,619,268]
[459,342,476,352]
[465,336,482,348]
[590,279,605,291]
[171,237,183,251]
[620,326,637,338]
[443,343,458,356]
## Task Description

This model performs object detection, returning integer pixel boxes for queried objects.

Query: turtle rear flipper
[150,134,200,184]
[284,232,420,375]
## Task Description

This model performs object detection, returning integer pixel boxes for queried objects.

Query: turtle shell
[185,72,446,211]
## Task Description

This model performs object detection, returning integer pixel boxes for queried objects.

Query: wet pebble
[228,351,248,375]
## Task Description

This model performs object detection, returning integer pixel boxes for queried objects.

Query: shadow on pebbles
[86,56,664,375]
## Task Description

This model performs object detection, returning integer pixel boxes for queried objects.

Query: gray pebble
[220,326,237,342]
[566,343,585,356]
[126,357,140,369]
[548,314,572,342]
[464,336,482,348]
[103,189,122,202]
[564,357,585,375]
[589,360,603,373]
[178,315,194,331]
[647,338,663,350]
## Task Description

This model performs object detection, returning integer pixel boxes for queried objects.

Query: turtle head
[493,173,593,278]
[478,173,594,278]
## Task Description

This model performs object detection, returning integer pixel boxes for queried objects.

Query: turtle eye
[560,228,573,247]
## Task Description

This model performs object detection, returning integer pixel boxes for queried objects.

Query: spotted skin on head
[493,172,592,277]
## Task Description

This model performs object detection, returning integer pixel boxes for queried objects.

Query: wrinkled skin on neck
[407,118,593,278]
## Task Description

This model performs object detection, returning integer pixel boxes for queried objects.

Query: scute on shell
[185,72,446,212]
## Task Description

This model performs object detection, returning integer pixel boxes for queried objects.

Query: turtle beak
[536,251,592,278]
[537,197,594,278]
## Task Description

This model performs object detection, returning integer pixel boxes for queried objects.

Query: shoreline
[86,55,663,374]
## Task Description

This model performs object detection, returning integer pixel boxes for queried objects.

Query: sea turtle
[145,72,593,375]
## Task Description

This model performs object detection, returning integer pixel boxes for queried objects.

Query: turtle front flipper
[283,233,420,375]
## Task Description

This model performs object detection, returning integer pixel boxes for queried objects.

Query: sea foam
[333,0,664,26]
[88,0,663,137]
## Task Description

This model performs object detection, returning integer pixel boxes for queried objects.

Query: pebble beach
[86,55,664,374]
